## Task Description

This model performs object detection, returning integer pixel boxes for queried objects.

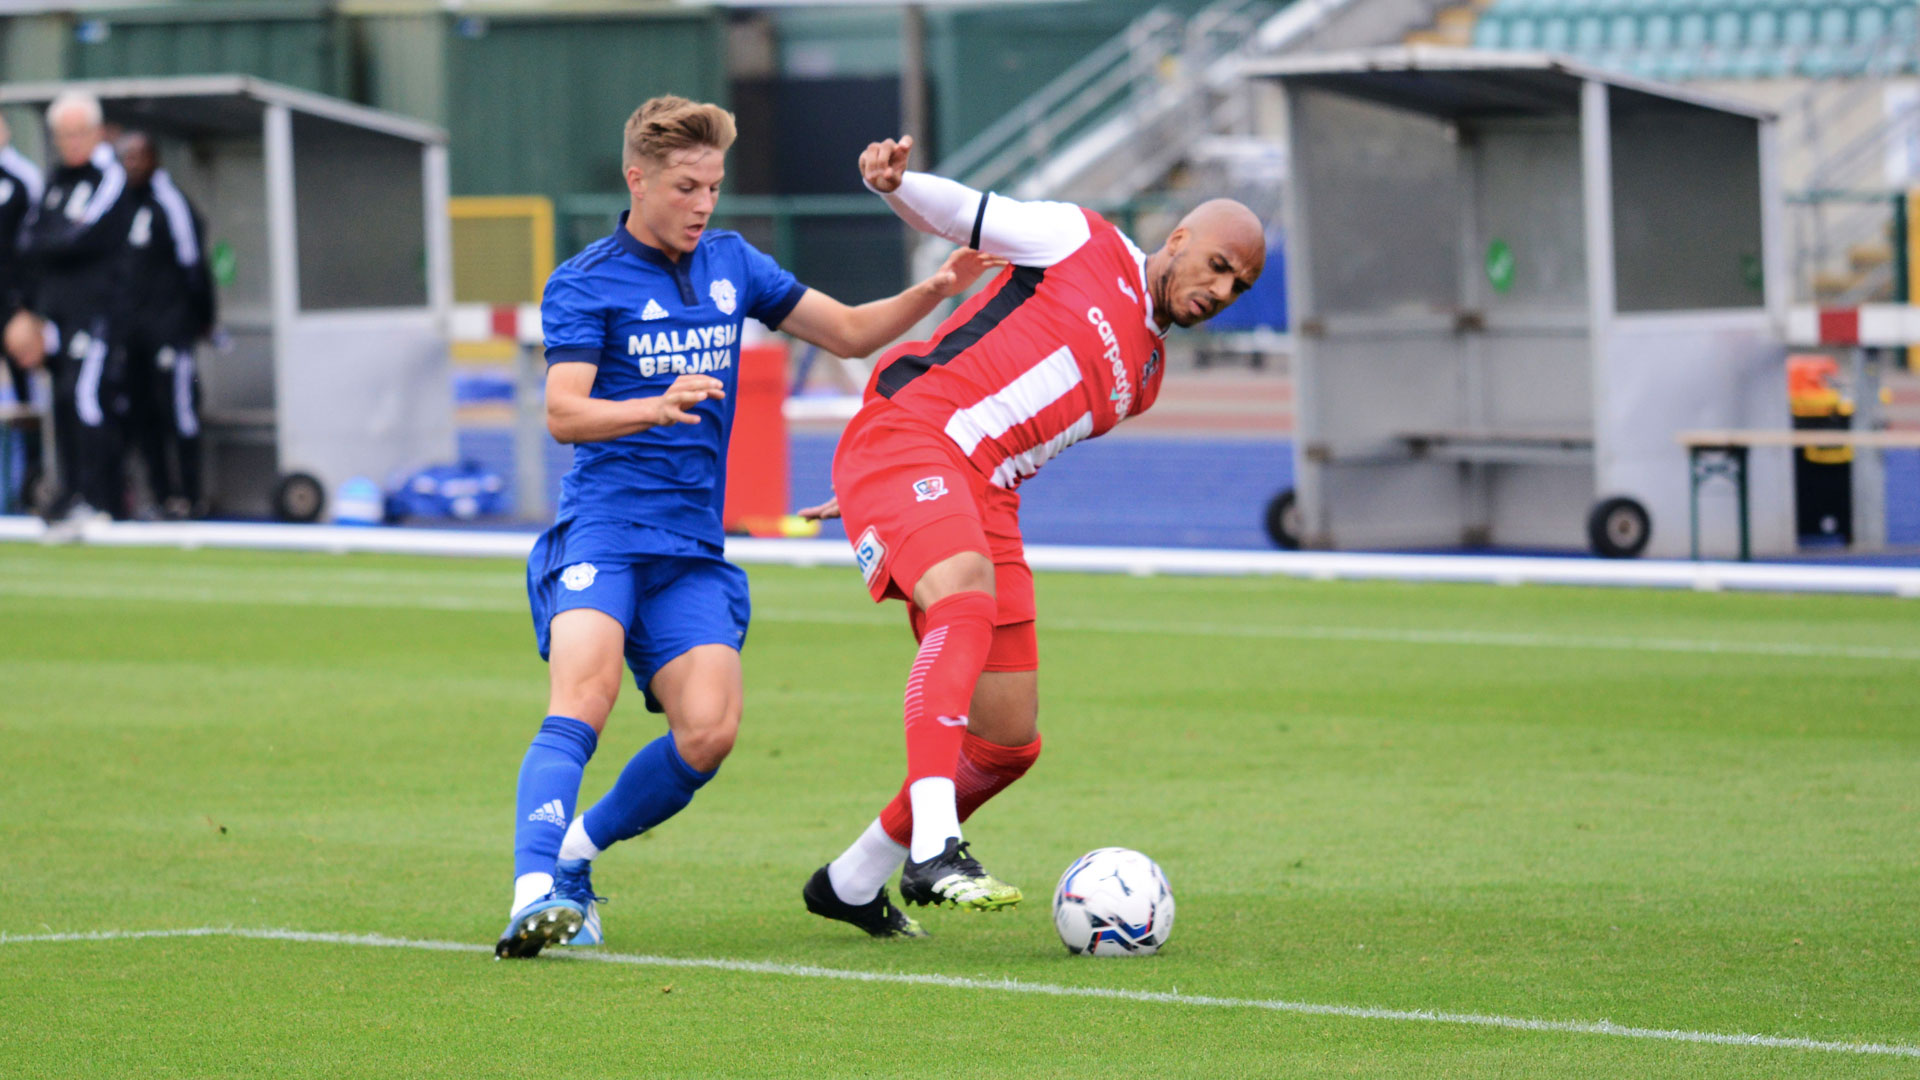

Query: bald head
[1148,197,1266,329]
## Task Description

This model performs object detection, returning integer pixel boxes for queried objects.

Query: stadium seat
[1663,49,1703,77]
[1782,7,1816,48]
[1709,9,1745,48]
[1607,12,1642,48]
[1576,14,1609,51]
[1677,10,1710,47]
[1642,11,1677,48]
[1540,15,1574,49]
[1460,0,1918,80]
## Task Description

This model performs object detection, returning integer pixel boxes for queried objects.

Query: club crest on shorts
[854,527,887,586]
[709,278,737,315]
[913,476,949,503]
[560,562,598,591]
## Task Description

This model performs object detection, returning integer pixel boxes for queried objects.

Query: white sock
[511,872,552,917]
[907,777,961,863]
[558,817,601,862]
[827,818,908,905]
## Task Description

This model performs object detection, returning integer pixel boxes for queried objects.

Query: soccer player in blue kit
[497,96,1001,957]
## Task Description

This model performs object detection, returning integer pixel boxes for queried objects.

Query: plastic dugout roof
[1239,46,1776,122]
[0,74,447,144]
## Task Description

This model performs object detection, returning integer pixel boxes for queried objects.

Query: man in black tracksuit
[18,91,137,520]
[0,114,47,511]
[118,131,215,519]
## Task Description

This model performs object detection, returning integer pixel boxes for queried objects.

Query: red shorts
[834,404,1038,672]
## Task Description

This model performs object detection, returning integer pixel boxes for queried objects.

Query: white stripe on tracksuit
[75,333,108,427]
[169,349,199,438]
[149,170,201,269]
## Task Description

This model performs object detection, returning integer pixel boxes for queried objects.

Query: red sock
[881,730,1043,846]
[901,590,996,787]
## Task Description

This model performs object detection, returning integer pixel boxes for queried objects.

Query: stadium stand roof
[1240,46,1775,120]
[0,74,446,145]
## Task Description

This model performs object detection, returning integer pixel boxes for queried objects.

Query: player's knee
[548,673,620,730]
[674,707,739,772]
[912,551,995,609]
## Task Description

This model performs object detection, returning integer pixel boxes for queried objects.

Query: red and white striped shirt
[864,175,1168,490]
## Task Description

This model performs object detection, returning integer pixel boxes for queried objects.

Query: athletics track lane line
[3,927,1916,1060]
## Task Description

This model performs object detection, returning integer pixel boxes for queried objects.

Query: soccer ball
[1052,847,1175,957]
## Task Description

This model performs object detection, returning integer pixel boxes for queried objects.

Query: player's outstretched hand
[649,374,725,427]
[797,496,840,521]
[860,135,914,194]
[929,248,1008,298]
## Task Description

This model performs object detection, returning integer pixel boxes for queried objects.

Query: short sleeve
[541,267,606,365]
[738,241,807,330]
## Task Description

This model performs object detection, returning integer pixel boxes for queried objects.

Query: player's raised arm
[860,135,1091,267]
[776,246,1005,359]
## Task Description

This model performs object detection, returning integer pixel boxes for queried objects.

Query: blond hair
[623,96,736,169]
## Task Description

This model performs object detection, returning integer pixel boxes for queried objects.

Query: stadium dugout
[0,75,454,523]
[1249,49,1792,560]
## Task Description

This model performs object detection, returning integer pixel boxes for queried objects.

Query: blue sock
[513,716,598,881]
[580,733,717,850]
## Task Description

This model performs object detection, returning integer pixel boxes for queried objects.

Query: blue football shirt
[541,212,807,550]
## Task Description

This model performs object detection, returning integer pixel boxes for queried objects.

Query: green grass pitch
[2,544,1917,1077]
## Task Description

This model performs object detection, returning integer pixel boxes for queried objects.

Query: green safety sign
[211,241,237,288]
[1485,239,1515,294]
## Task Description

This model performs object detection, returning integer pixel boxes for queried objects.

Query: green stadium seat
[1607,12,1641,48]
[1782,7,1816,47]
[1815,6,1850,44]
[1709,10,1745,48]
[1890,2,1916,42]
[1664,49,1703,77]
[1507,17,1542,46]
[1677,10,1709,47]
[1540,15,1573,49]
[1473,15,1507,46]
[1642,11,1677,47]
[1701,47,1743,76]
[1746,7,1781,46]
[1576,14,1609,50]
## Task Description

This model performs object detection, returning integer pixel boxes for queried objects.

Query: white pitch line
[3,927,1916,1060]
[1,572,1917,661]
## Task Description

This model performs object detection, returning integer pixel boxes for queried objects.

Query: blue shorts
[527,520,751,713]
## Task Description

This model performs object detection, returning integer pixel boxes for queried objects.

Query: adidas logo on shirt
[641,298,669,321]
[527,799,567,827]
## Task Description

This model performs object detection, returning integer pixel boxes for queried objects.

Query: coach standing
[118,131,214,520]
[0,113,46,511]
[19,90,137,523]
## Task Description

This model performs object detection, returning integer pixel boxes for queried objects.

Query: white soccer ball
[1052,847,1175,957]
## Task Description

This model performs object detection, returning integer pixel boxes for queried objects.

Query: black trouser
[124,334,202,509]
[46,314,129,517]
[2,351,43,512]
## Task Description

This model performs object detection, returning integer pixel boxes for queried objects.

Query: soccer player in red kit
[799,135,1265,936]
